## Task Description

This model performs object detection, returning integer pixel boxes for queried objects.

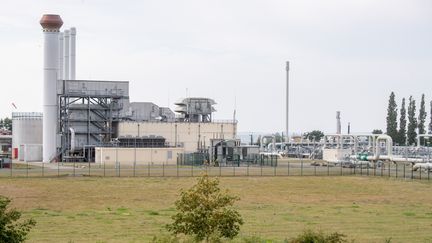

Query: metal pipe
[58,32,63,80]
[69,127,75,153]
[417,134,432,147]
[40,14,63,162]
[63,29,70,80]
[69,27,76,79]
[285,61,289,145]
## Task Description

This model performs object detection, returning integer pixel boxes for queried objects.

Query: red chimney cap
[40,14,63,30]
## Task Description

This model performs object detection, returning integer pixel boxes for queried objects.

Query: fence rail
[1,160,431,182]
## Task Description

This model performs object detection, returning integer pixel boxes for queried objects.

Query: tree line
[386,92,431,146]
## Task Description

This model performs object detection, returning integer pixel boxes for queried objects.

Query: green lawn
[0,176,431,242]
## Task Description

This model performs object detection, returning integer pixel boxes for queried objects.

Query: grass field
[1,176,431,242]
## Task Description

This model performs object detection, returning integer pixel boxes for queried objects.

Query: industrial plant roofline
[120,119,238,125]
[57,79,130,98]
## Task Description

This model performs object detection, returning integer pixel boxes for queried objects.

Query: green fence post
[260,162,263,176]
[388,163,391,177]
[103,162,106,177]
[219,163,221,177]
[287,159,290,176]
[163,163,165,177]
[57,162,60,177]
[42,162,44,177]
[396,163,398,178]
[247,160,249,177]
[10,161,12,177]
[88,160,91,177]
[301,159,303,176]
[26,161,29,178]
[73,161,76,177]
[411,164,413,180]
[148,162,150,177]
[367,163,369,176]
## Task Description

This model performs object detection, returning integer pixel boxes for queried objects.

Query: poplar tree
[386,92,398,140]
[407,96,417,146]
[398,98,407,145]
[429,101,432,145]
[418,94,427,145]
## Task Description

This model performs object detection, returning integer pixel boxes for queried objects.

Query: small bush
[289,229,348,243]
[0,196,36,243]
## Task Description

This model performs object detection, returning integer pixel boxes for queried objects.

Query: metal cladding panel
[23,144,43,162]
[58,80,129,97]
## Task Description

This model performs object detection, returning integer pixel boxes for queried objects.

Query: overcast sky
[1,0,431,134]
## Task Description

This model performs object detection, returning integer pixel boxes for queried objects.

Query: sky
[0,0,431,134]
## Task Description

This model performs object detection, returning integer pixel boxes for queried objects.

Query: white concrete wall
[95,147,184,165]
[117,122,237,152]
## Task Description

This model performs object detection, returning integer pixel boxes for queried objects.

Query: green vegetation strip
[0,176,431,242]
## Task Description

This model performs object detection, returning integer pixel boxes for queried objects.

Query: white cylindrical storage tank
[40,14,63,162]
[12,112,43,159]
[69,27,76,80]
[63,29,70,80]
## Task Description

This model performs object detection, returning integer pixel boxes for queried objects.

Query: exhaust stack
[40,14,63,162]
[70,27,76,80]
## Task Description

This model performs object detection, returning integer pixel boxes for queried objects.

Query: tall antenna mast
[285,61,290,146]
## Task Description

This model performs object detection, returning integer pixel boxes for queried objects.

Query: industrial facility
[10,14,240,164]
[8,14,432,174]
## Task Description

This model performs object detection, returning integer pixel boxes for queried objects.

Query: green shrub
[289,229,347,243]
[166,174,243,242]
[0,196,36,243]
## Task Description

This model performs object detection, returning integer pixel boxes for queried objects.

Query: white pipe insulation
[63,29,70,80]
[69,127,75,153]
[373,134,393,160]
[69,27,76,80]
[58,32,63,81]
[417,134,432,147]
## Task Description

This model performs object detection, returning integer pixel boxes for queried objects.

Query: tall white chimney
[63,29,70,80]
[40,14,63,162]
[58,32,64,80]
[69,27,76,80]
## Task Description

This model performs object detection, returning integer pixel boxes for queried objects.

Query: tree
[372,129,383,134]
[407,96,417,146]
[0,196,36,243]
[397,98,407,146]
[3,118,12,131]
[386,92,398,140]
[429,101,432,145]
[303,130,324,142]
[167,175,243,242]
[417,94,427,145]
[274,132,283,143]
[0,118,12,131]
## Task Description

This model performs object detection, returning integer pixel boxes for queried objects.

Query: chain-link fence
[1,159,431,181]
